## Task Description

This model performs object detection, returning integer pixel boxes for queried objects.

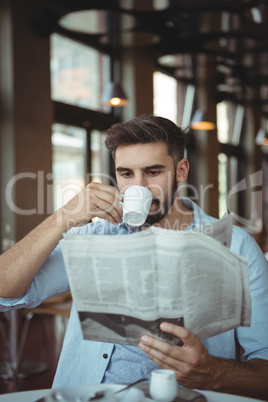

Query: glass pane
[228,156,238,216]
[52,123,87,211]
[217,101,229,143]
[232,104,244,145]
[218,153,228,218]
[153,71,177,124]
[217,100,242,145]
[218,153,240,218]
[89,130,111,185]
[89,130,111,224]
[50,33,110,110]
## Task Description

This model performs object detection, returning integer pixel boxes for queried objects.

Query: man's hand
[0,182,123,298]
[139,322,218,390]
[139,322,268,400]
[58,182,123,228]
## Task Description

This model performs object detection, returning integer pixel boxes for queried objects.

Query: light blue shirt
[0,199,268,388]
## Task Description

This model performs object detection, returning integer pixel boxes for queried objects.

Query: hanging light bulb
[256,128,268,146]
[101,82,129,107]
[190,110,216,130]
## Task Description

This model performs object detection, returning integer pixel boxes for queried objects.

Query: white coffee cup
[149,369,177,402]
[122,185,153,227]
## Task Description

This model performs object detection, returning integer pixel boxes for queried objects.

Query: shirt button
[103,353,108,359]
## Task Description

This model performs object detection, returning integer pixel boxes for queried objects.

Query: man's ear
[176,158,189,183]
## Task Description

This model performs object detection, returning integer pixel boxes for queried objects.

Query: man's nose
[134,176,148,188]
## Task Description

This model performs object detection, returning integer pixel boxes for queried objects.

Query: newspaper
[61,214,251,346]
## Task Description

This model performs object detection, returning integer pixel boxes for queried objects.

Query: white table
[0,388,50,402]
[200,390,263,402]
[0,387,264,402]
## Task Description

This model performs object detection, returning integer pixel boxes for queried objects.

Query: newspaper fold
[61,214,251,346]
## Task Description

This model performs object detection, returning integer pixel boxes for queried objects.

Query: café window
[218,153,239,218]
[218,153,228,218]
[217,101,244,220]
[153,71,178,124]
[217,101,229,144]
[52,123,87,211]
[50,33,114,211]
[90,130,111,185]
[217,101,244,145]
[50,33,109,110]
[153,71,194,196]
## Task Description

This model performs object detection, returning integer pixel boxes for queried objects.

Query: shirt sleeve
[0,243,69,311]
[235,232,268,361]
[0,222,101,312]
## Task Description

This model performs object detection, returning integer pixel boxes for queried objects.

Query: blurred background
[0,0,268,393]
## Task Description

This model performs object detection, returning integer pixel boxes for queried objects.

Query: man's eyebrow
[143,164,165,170]
[116,167,132,172]
[116,164,165,172]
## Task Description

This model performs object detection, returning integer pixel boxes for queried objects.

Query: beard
[143,175,178,227]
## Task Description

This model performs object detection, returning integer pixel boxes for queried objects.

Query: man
[0,115,267,399]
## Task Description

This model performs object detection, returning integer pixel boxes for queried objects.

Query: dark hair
[105,114,186,166]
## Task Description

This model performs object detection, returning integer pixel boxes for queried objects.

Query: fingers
[139,324,217,390]
[94,197,122,225]
[85,183,123,224]
[144,350,189,374]
[159,322,199,347]
[139,335,187,364]
[61,182,123,226]
[139,337,185,370]
[138,324,200,366]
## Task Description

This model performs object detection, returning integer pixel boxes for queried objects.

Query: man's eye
[149,171,159,176]
[122,172,131,177]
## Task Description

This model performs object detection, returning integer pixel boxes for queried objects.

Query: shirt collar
[180,197,213,227]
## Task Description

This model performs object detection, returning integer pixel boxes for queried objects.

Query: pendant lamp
[100,13,130,108]
[101,82,129,107]
[190,110,216,130]
[256,128,268,146]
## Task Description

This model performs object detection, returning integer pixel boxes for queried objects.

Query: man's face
[115,142,177,226]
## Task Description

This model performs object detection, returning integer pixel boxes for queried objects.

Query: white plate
[45,384,145,401]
